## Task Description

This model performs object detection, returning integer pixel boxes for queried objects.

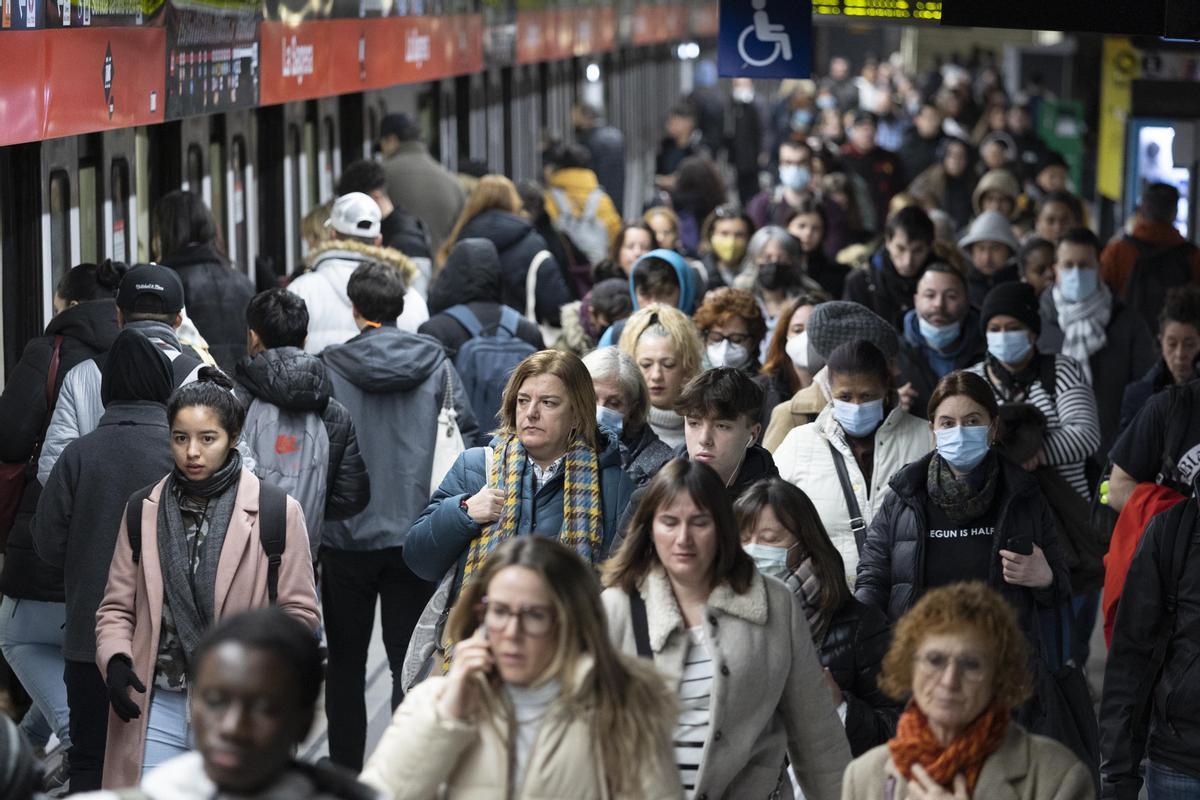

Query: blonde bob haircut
[878,581,1032,710]
[437,174,523,267]
[495,350,598,451]
[617,304,704,385]
[445,537,677,795]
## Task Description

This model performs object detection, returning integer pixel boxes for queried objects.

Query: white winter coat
[773,403,932,585]
[288,242,429,354]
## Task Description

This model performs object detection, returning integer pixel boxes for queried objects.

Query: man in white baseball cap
[288,193,428,352]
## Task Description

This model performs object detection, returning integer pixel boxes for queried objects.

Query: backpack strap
[125,484,158,565]
[582,187,604,217]
[550,187,574,217]
[1129,498,1197,770]
[444,305,484,337]
[826,441,867,555]
[526,250,552,321]
[257,481,289,604]
[628,588,652,659]
[497,306,521,337]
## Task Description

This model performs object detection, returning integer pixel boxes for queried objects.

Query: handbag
[401,446,493,693]
[1015,603,1100,792]
[430,366,465,491]
[0,335,63,544]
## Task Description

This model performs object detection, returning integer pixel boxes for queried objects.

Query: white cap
[326,192,382,240]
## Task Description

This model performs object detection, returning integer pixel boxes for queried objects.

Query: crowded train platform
[2,1,1200,798]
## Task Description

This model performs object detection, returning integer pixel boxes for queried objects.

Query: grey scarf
[786,557,829,643]
[157,451,242,660]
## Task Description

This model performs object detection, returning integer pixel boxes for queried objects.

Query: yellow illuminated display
[813,0,942,20]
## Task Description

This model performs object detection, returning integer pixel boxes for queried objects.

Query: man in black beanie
[32,329,177,791]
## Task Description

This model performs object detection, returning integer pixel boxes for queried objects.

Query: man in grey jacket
[378,113,465,253]
[318,261,478,770]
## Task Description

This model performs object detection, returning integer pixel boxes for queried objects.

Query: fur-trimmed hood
[308,238,418,286]
[638,564,769,653]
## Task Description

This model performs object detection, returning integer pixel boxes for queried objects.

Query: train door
[486,67,509,174]
[512,65,542,184]
[316,97,342,206]
[224,110,257,278]
[468,71,488,166]
[179,115,213,209]
[40,138,81,325]
[101,128,138,266]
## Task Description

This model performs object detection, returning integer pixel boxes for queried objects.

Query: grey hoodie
[320,325,479,551]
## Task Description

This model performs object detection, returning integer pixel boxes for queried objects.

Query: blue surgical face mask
[918,317,962,351]
[935,425,991,473]
[986,330,1033,365]
[779,164,811,191]
[743,542,796,580]
[1058,266,1099,304]
[816,94,837,111]
[832,398,885,438]
[596,405,623,436]
[791,109,814,130]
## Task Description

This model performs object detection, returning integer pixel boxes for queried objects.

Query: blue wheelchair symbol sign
[719,0,811,79]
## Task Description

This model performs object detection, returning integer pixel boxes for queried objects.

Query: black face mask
[756,261,795,292]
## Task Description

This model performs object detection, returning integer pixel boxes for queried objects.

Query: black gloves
[106,655,145,722]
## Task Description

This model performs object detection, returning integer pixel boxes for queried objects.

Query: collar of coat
[637,564,769,653]
[308,238,417,285]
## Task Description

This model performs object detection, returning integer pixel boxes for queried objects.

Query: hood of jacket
[902,306,983,358]
[45,297,120,352]
[427,237,503,314]
[548,167,601,198]
[628,248,697,315]
[122,319,184,353]
[162,240,227,270]
[308,238,418,307]
[459,209,536,254]
[888,449,1038,502]
[321,325,446,393]
[235,347,332,412]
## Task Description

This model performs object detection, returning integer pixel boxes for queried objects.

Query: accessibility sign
[718,0,812,79]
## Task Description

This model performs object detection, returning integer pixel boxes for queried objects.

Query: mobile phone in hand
[1006,535,1033,556]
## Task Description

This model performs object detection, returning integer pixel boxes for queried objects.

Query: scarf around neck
[786,557,829,643]
[889,700,1009,794]
[985,352,1041,403]
[462,435,603,586]
[1052,281,1112,384]
[927,452,999,523]
[648,405,685,448]
[157,451,243,662]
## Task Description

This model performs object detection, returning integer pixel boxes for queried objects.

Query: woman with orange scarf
[841,582,1091,799]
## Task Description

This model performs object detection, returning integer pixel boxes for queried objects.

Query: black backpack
[124,480,288,602]
[1123,236,1196,335]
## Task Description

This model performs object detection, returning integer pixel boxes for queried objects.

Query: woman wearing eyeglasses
[361,537,682,800]
[841,582,1091,800]
[694,288,768,374]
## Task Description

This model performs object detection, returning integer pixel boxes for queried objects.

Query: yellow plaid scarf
[462,434,604,585]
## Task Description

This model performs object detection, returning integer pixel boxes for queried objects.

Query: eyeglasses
[704,330,753,347]
[913,650,989,684]
[476,598,556,638]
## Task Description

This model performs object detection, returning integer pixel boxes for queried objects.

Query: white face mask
[785,331,810,369]
[707,339,751,370]
[743,542,797,580]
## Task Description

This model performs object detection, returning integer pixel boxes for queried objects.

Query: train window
[209,140,227,260]
[110,159,131,263]
[231,137,249,273]
[304,119,318,211]
[48,170,71,285]
[186,144,203,194]
[321,116,337,204]
[78,161,98,265]
[287,123,303,265]
[367,106,378,157]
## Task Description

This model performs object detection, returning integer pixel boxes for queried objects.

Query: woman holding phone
[361,537,682,799]
[854,371,1070,633]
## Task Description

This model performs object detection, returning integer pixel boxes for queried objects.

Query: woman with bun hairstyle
[95,368,320,789]
[0,259,126,754]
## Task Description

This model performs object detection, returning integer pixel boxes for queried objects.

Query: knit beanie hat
[980,281,1041,335]
[959,210,1021,254]
[808,301,899,360]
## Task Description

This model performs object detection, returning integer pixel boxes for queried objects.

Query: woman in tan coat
[841,582,1092,800]
[361,536,681,799]
[95,369,320,789]
[603,458,851,800]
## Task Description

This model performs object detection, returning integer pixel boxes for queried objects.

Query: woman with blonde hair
[842,581,1091,799]
[602,459,851,799]
[406,349,635,588]
[617,305,704,448]
[364,537,680,799]
[438,174,572,327]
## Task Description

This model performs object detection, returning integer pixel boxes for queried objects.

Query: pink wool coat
[94,469,321,789]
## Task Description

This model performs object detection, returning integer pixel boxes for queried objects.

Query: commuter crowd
[3,48,1200,800]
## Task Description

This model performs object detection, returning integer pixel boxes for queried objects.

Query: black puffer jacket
[420,238,545,359]
[0,299,120,599]
[791,588,899,756]
[618,423,674,488]
[458,210,571,327]
[234,347,370,525]
[380,208,432,260]
[855,452,1071,627]
[1100,500,1200,798]
[161,241,256,371]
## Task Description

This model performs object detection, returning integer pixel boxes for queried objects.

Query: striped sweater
[968,355,1101,499]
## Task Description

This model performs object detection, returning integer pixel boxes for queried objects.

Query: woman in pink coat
[95,368,320,789]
